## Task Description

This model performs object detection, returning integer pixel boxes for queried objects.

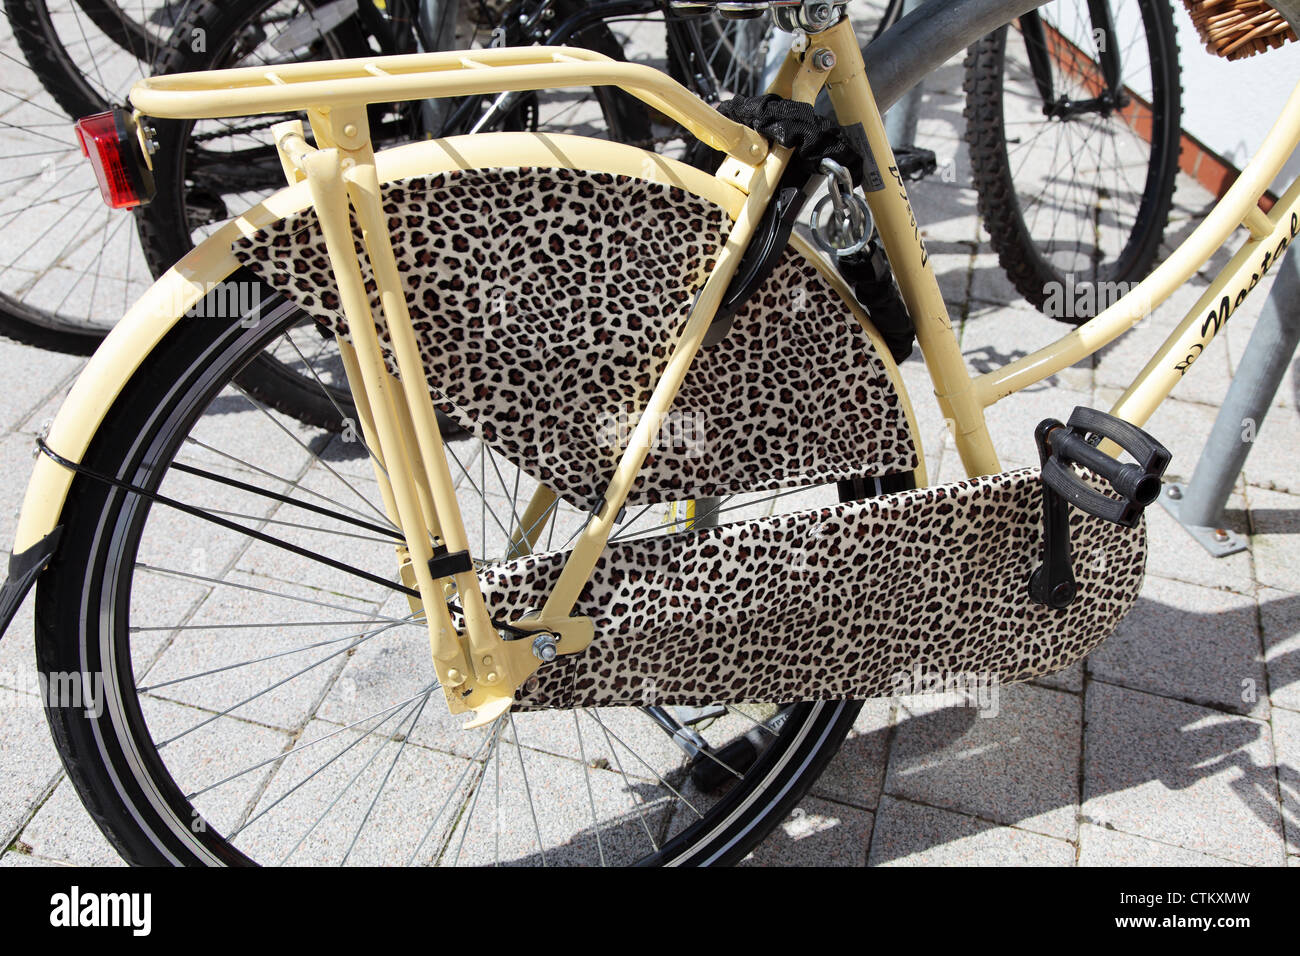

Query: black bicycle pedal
[1029,407,1170,610]
[893,145,938,182]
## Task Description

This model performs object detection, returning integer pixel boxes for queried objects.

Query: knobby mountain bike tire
[963,0,1182,325]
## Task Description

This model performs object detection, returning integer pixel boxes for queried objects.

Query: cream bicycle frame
[809,17,1300,469]
[20,9,1300,723]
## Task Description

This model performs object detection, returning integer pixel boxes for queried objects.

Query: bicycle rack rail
[128,45,770,163]
[1159,245,1300,556]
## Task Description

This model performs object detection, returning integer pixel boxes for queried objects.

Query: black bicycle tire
[0,292,113,356]
[35,276,868,865]
[4,0,114,118]
[962,0,1182,324]
[70,0,158,56]
[0,0,173,354]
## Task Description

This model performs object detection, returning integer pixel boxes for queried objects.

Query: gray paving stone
[314,605,472,757]
[0,850,69,866]
[0,338,83,431]
[448,741,674,867]
[14,367,83,437]
[963,297,1094,393]
[1087,576,1267,716]
[811,698,893,810]
[739,796,873,867]
[1144,487,1254,594]
[0,583,39,695]
[910,182,980,247]
[0,432,40,547]
[124,569,215,679]
[981,383,1094,471]
[1241,405,1300,496]
[1034,662,1084,694]
[241,717,478,866]
[1249,486,1300,594]
[868,795,1076,866]
[0,686,62,848]
[1260,587,1300,713]
[1077,823,1244,866]
[928,248,976,316]
[966,252,1026,314]
[20,698,289,865]
[132,470,287,587]
[1271,706,1300,856]
[142,576,378,732]
[883,682,1081,839]
[185,392,321,483]
[1083,682,1285,866]
[493,704,699,778]
[136,695,295,837]
[20,781,124,867]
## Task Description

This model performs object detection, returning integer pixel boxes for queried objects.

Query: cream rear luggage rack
[128,45,770,162]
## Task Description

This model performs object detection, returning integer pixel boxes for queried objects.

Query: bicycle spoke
[574,710,607,866]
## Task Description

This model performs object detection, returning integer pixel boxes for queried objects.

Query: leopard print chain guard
[481,468,1146,708]
[232,166,918,509]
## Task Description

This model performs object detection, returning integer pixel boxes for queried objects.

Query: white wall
[1173,12,1300,193]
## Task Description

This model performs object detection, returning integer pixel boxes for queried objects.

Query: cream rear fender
[0,131,923,637]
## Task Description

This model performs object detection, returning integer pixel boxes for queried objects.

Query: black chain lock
[701,93,918,363]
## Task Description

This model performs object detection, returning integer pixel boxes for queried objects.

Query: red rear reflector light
[74,109,155,210]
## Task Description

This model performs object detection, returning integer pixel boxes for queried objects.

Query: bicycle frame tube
[969,82,1300,457]
[812,17,1003,475]
[810,11,1300,472]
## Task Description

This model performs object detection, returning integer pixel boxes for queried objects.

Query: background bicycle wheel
[0,0,186,352]
[0,0,780,368]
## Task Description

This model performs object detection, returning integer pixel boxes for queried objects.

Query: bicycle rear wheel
[963,0,1181,324]
[36,268,866,865]
[22,121,933,863]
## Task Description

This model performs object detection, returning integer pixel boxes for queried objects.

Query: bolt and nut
[532,634,558,662]
[805,2,833,27]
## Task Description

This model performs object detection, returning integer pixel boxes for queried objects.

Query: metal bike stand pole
[1159,246,1300,556]
[883,0,926,146]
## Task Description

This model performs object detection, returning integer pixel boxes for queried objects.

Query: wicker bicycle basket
[1183,0,1298,59]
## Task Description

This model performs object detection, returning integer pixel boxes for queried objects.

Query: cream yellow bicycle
[0,0,1296,865]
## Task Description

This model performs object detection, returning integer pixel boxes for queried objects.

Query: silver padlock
[811,157,872,256]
